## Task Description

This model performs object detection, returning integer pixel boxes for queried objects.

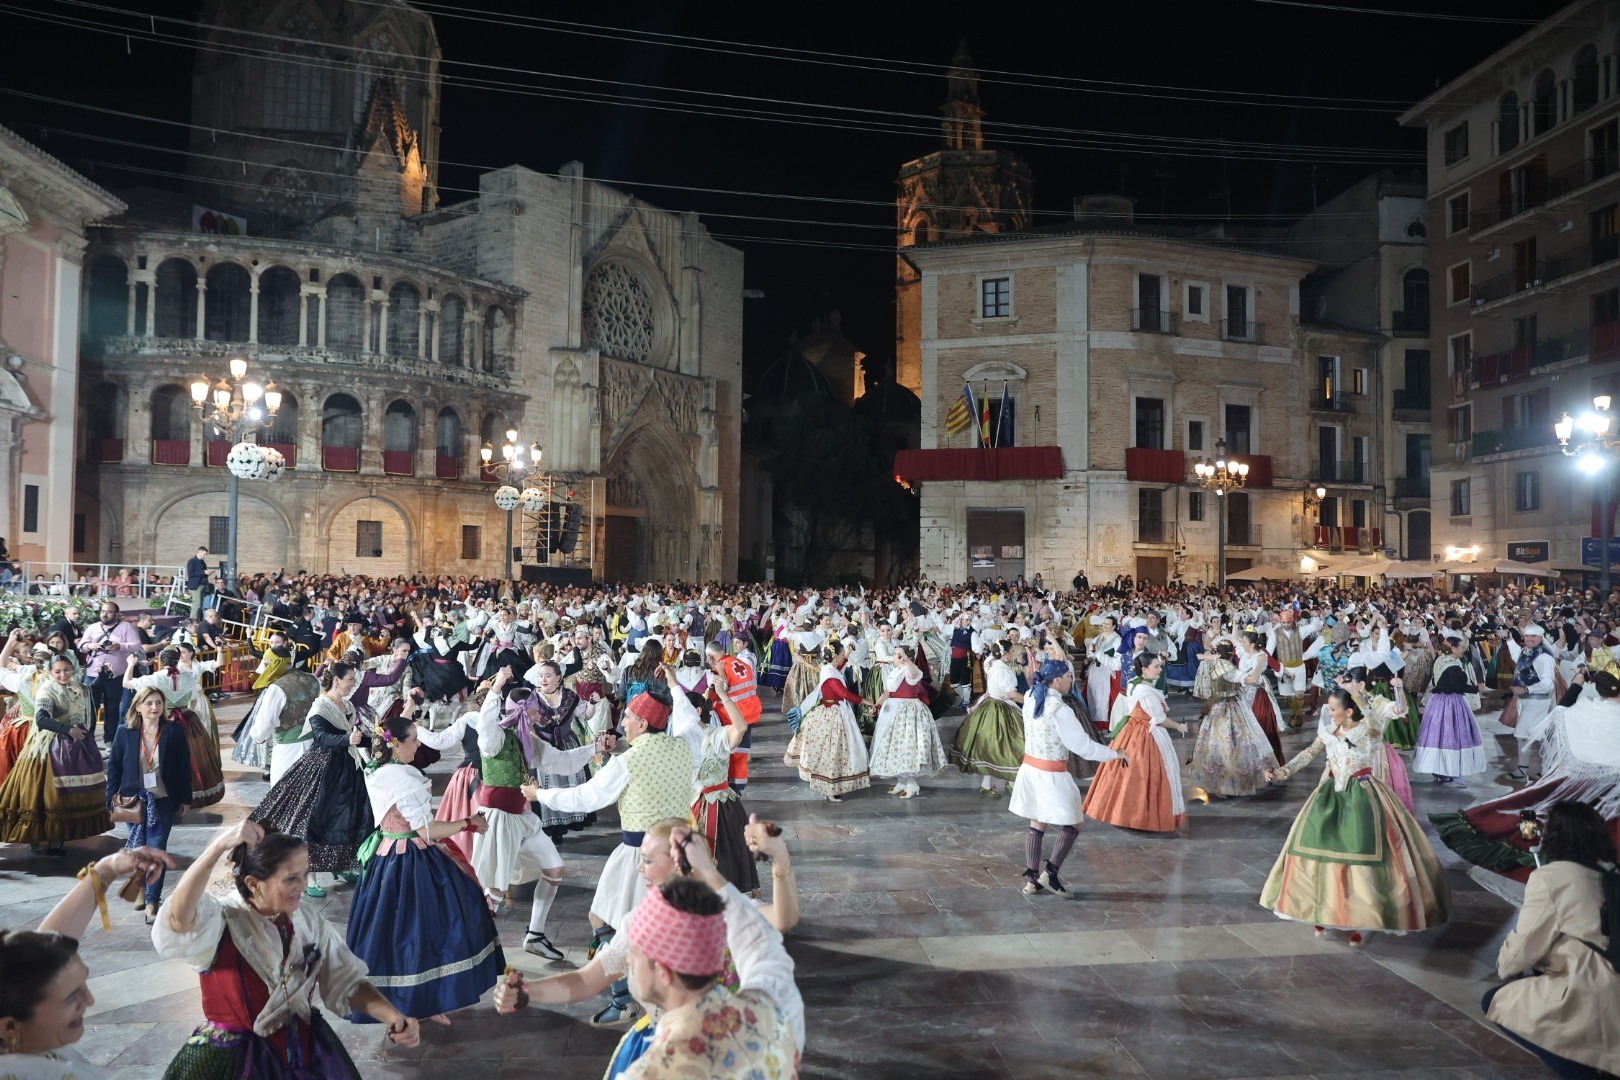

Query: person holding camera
[78,601,141,743]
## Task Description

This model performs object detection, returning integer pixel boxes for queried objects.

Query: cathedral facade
[77,0,741,582]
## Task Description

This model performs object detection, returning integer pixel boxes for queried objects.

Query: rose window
[582,262,656,365]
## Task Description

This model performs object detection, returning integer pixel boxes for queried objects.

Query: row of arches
[84,256,515,371]
[1496,41,1610,155]
[85,382,514,476]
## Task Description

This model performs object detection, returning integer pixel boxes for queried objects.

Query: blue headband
[1031,659,1071,715]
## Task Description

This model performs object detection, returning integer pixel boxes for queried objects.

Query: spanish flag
[946,383,976,437]
[979,381,992,447]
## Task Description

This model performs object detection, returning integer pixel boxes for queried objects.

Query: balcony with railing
[1134,520,1169,545]
[1314,460,1369,484]
[1392,387,1431,420]
[1125,447,1187,483]
[435,454,461,480]
[150,439,189,466]
[1313,526,1384,553]
[382,450,415,476]
[1393,476,1431,502]
[1472,236,1620,309]
[1130,308,1178,334]
[1226,522,1263,548]
[1470,186,1550,235]
[1546,151,1620,202]
[1471,425,1560,458]
[1222,318,1260,343]
[1391,308,1430,335]
[1309,392,1356,414]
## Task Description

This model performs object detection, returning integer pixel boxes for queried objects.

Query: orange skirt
[0,718,29,785]
[1082,713,1185,833]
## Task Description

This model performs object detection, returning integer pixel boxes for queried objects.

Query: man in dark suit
[185,546,210,619]
[45,604,83,651]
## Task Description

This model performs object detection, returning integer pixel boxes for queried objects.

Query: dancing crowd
[0,567,1616,1079]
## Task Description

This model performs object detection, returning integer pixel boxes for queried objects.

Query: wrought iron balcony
[1130,308,1178,334]
[1221,318,1260,343]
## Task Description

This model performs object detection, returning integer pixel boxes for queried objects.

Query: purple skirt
[1412,693,1488,778]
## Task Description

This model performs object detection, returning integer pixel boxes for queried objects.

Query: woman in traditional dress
[125,647,225,810]
[527,659,595,838]
[783,640,869,801]
[1085,616,1123,736]
[106,685,191,922]
[1413,631,1486,790]
[948,638,1024,797]
[249,661,373,897]
[859,620,897,738]
[870,644,947,799]
[782,617,823,721]
[1010,659,1127,897]
[1339,670,1417,814]
[688,685,758,893]
[0,629,40,783]
[760,610,793,693]
[1365,619,1419,752]
[1260,687,1451,946]
[1236,631,1285,764]
[1432,668,1620,887]
[154,820,421,1077]
[1084,653,1190,833]
[621,639,664,709]
[1397,625,1436,702]
[1189,637,1275,798]
[1164,604,1203,694]
[0,652,109,854]
[347,709,503,1023]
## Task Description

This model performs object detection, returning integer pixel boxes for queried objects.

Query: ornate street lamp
[480,430,548,581]
[1193,438,1249,590]
[1556,394,1619,592]
[190,355,282,590]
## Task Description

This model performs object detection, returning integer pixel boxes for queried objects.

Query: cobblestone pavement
[0,690,1544,1080]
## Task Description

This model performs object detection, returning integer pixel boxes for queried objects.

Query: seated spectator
[1484,800,1620,1079]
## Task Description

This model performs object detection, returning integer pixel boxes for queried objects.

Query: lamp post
[1555,394,1619,593]
[190,355,281,592]
[480,429,544,582]
[1193,438,1249,591]
[1302,484,1327,550]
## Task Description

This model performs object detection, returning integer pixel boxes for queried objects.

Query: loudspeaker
[510,546,523,563]
[559,504,581,554]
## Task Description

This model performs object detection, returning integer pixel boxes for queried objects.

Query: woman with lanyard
[105,685,191,923]
[248,661,373,898]
[1010,658,1127,897]
[1261,685,1450,947]
[346,706,503,1025]
[124,646,225,810]
[154,820,422,1076]
[1085,653,1191,834]
[0,652,109,855]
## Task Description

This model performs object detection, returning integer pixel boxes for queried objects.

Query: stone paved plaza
[0,692,1546,1080]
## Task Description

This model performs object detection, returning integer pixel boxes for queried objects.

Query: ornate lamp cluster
[1192,439,1250,495]
[1556,394,1620,592]
[191,355,284,481]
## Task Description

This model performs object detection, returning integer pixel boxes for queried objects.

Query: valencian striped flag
[945,382,977,437]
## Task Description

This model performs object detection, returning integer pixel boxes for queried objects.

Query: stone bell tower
[894,43,1033,393]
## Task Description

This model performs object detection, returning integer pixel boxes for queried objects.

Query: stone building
[0,124,124,567]
[1287,171,1436,563]
[76,0,742,582]
[898,202,1386,585]
[1401,0,1620,575]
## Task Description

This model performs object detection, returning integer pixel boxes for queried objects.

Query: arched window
[150,385,190,441]
[908,215,933,246]
[479,411,502,481]
[383,399,416,475]
[258,266,301,345]
[435,406,462,479]
[439,293,466,366]
[265,390,299,468]
[84,381,125,463]
[1498,92,1520,154]
[389,282,421,357]
[325,273,366,351]
[1401,269,1429,320]
[1574,44,1599,115]
[1533,69,1557,136]
[85,256,128,341]
[204,263,252,343]
[154,259,197,338]
[483,305,511,373]
[321,393,362,471]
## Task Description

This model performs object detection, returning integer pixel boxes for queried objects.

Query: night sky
[0,0,1569,370]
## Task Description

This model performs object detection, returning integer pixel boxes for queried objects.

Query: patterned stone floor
[0,690,1546,1080]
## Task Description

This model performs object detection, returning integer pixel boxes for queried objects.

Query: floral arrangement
[0,596,69,634]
